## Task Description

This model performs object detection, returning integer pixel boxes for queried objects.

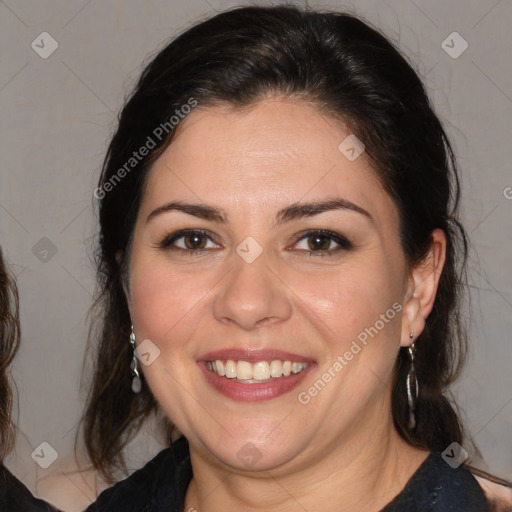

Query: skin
[125,98,446,511]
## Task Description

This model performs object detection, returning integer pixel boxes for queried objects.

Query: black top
[0,464,61,512]
[86,436,489,512]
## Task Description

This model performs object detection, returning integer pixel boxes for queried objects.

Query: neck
[183,404,429,512]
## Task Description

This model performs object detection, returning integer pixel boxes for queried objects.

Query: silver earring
[130,325,142,394]
[406,330,418,430]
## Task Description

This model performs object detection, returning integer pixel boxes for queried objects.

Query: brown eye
[307,234,332,251]
[158,229,220,253]
[293,230,352,255]
[184,233,207,249]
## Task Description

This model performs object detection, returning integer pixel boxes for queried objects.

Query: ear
[400,229,446,347]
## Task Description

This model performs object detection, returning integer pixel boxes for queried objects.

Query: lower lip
[198,361,315,402]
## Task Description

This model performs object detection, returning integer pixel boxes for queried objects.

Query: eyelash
[158,229,219,255]
[158,229,353,257]
[292,229,353,256]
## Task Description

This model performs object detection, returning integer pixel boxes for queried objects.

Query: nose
[212,254,293,331]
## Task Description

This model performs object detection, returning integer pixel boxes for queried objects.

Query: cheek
[291,261,402,346]
[128,254,212,421]
[129,254,210,349]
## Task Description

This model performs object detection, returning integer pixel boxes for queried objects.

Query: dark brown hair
[83,5,472,482]
[0,247,20,462]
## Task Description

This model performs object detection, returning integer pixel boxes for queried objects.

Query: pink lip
[198,348,313,364]
[198,360,315,402]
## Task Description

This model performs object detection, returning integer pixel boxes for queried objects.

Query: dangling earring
[130,325,142,394]
[406,330,418,430]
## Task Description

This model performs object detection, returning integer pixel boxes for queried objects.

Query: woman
[0,247,61,511]
[82,6,510,511]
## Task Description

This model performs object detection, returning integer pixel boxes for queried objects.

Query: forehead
[140,99,398,229]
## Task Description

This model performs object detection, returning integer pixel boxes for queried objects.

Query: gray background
[1,0,511,499]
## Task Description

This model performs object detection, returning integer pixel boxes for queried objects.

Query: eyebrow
[146,201,227,223]
[276,198,373,225]
[146,198,373,224]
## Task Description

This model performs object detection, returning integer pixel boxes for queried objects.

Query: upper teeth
[207,360,308,380]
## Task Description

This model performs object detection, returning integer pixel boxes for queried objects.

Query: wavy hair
[0,247,20,462]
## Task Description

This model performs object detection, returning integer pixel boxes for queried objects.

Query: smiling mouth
[206,359,309,383]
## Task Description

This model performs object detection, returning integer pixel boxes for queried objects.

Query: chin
[200,431,305,473]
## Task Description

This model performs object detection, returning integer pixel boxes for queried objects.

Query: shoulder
[475,475,512,512]
[417,452,489,510]
[85,436,191,512]
[383,452,489,511]
[0,464,61,512]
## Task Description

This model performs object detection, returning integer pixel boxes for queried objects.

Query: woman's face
[128,98,415,472]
